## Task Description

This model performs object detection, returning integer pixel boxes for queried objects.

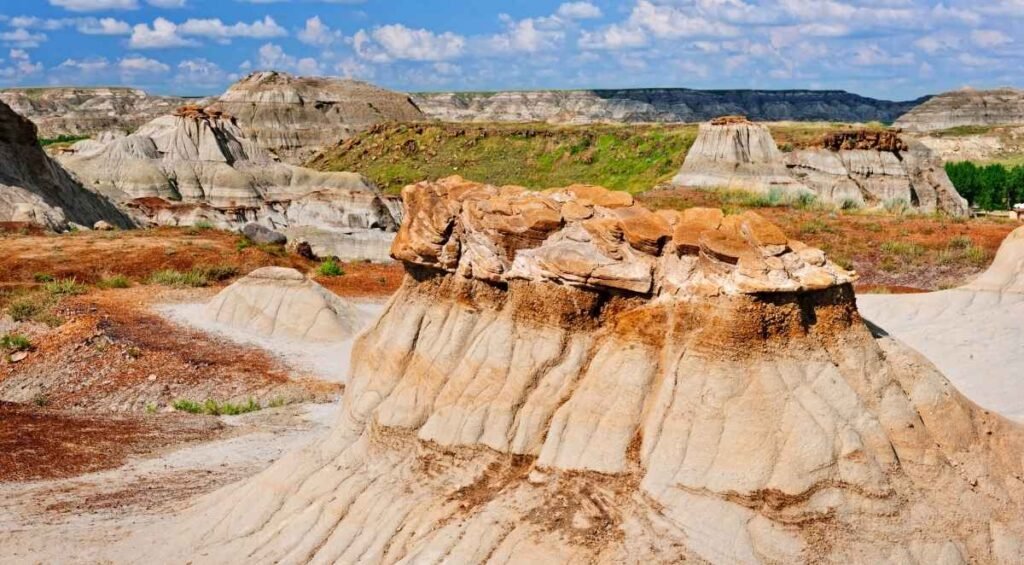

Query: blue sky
[0,0,1021,100]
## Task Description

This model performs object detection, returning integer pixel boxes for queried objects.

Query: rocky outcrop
[0,87,197,138]
[203,267,365,342]
[207,71,424,164]
[57,107,401,260]
[673,119,969,215]
[0,101,131,230]
[670,119,810,195]
[895,88,1024,132]
[859,225,1024,421]
[102,178,1024,563]
[415,88,927,124]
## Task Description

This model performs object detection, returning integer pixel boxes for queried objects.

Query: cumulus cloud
[78,17,131,35]
[0,29,47,48]
[49,0,138,11]
[579,24,646,50]
[177,16,287,41]
[297,16,341,46]
[148,0,187,7]
[57,57,111,72]
[0,48,43,81]
[257,42,323,74]
[176,57,235,86]
[850,44,915,67]
[119,55,170,73]
[556,2,602,20]
[486,15,565,54]
[356,24,466,62]
[971,29,1011,48]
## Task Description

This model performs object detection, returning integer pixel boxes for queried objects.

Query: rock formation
[57,106,401,261]
[414,88,927,125]
[0,87,197,138]
[111,177,1024,563]
[672,118,969,215]
[670,117,809,195]
[204,267,365,342]
[0,100,131,230]
[859,225,1024,421]
[895,87,1024,132]
[207,71,424,163]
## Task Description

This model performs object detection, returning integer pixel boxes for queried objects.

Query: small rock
[148,374,157,382]
[9,351,28,363]
[242,223,287,246]
[93,220,114,231]
[527,470,549,485]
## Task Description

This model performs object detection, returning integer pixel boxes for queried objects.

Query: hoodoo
[673,117,969,216]
[114,177,1024,563]
[57,105,401,260]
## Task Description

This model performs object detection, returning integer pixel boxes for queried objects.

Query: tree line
[945,161,1024,210]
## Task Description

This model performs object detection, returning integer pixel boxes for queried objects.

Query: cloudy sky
[0,0,1020,100]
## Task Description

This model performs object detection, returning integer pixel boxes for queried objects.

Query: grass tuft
[173,398,262,416]
[44,277,86,296]
[317,258,344,277]
[0,333,32,352]
[97,274,131,289]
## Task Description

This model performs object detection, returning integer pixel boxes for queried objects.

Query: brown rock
[613,206,672,255]
[561,185,634,208]
[673,207,724,254]
[561,201,594,221]
[699,230,755,265]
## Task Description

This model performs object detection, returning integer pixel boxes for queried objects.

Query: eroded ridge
[392,175,855,296]
[119,179,1024,565]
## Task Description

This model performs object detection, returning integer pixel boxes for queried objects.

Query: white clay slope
[859,225,1024,421]
[203,266,365,342]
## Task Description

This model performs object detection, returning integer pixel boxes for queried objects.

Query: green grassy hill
[308,122,699,194]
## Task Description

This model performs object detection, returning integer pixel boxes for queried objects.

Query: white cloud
[119,55,170,73]
[178,16,287,40]
[297,16,341,46]
[57,57,111,72]
[850,44,914,66]
[0,29,47,48]
[971,29,1011,48]
[486,15,564,53]
[0,48,43,81]
[78,17,131,35]
[176,57,232,86]
[335,57,372,79]
[256,42,323,75]
[579,24,646,50]
[629,0,740,39]
[913,33,959,54]
[556,2,602,20]
[360,24,466,61]
[49,0,138,11]
[147,0,186,7]
[130,18,196,48]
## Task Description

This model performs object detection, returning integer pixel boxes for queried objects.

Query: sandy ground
[157,299,385,384]
[0,403,337,564]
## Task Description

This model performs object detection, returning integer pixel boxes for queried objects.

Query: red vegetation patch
[0,402,221,482]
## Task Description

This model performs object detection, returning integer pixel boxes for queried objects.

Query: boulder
[92,220,114,231]
[242,223,286,245]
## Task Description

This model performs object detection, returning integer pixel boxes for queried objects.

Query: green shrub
[948,235,973,249]
[44,277,86,296]
[148,269,208,287]
[317,258,344,277]
[8,297,43,322]
[235,237,253,251]
[173,398,261,416]
[0,333,32,352]
[97,275,131,289]
[32,272,54,283]
[197,265,238,282]
[883,198,911,215]
[880,241,925,258]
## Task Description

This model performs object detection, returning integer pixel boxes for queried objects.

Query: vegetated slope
[414,88,928,124]
[308,122,698,194]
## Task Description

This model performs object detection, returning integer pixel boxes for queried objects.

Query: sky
[0,0,1021,100]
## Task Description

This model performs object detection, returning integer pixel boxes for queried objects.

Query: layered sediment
[0,100,131,230]
[106,177,1024,564]
[673,118,969,216]
[895,88,1024,132]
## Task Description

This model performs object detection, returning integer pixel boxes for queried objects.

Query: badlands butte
[2,72,1024,564]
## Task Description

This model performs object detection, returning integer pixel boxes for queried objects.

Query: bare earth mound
[204,266,366,342]
[50,176,1021,564]
[859,226,1024,421]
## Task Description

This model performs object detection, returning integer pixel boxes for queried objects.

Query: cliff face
[672,119,969,216]
[414,88,928,124]
[0,101,131,230]
[208,71,424,164]
[57,106,400,259]
[110,178,1024,564]
[0,87,196,138]
[895,88,1024,132]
